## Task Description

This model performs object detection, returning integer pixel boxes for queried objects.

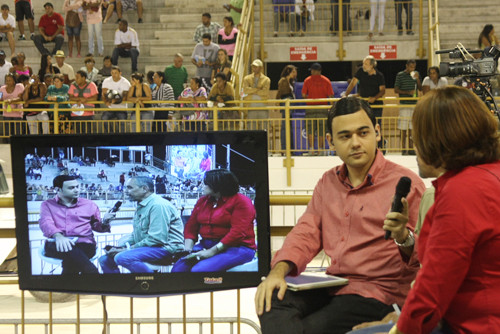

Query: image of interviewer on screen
[99,176,184,273]
[172,169,257,273]
[39,175,114,274]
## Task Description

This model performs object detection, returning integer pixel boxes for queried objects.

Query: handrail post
[53,102,59,134]
[259,0,264,61]
[418,0,425,58]
[213,105,219,131]
[134,104,141,133]
[284,99,294,187]
[337,0,345,61]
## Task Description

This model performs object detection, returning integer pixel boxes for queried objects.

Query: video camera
[436,44,500,120]
[437,44,500,77]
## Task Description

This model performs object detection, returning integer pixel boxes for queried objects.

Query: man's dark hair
[204,169,239,197]
[202,33,211,41]
[214,72,227,81]
[76,70,88,79]
[53,175,77,188]
[428,66,440,76]
[120,19,128,26]
[43,2,53,8]
[131,176,154,192]
[407,59,416,66]
[202,13,211,19]
[103,55,112,62]
[1,4,9,10]
[111,65,121,72]
[327,97,376,136]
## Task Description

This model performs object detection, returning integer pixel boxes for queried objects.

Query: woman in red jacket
[172,169,257,272]
[390,86,500,334]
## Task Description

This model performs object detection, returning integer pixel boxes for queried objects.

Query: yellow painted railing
[259,0,425,61]
[0,195,311,334]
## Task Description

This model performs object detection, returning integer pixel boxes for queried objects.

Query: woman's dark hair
[131,72,144,83]
[155,71,166,84]
[191,77,202,88]
[214,72,227,81]
[17,74,29,84]
[327,97,375,136]
[280,65,297,78]
[11,56,18,66]
[223,16,234,27]
[204,169,239,197]
[478,24,494,47]
[40,54,51,71]
[146,70,155,83]
[4,73,16,84]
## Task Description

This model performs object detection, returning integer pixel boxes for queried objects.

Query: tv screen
[12,131,270,296]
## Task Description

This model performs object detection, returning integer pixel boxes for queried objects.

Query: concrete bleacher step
[438,0,499,54]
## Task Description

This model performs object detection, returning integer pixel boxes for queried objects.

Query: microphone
[108,201,122,213]
[385,177,412,240]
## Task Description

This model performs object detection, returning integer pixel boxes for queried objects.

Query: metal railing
[232,0,253,95]
[0,96,437,186]
[0,195,312,334]
[259,0,426,61]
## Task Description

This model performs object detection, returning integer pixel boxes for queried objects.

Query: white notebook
[285,273,349,291]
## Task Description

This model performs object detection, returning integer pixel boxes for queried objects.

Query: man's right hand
[54,233,76,252]
[254,261,291,316]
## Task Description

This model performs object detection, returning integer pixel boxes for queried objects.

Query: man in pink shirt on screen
[39,175,114,274]
[255,97,425,334]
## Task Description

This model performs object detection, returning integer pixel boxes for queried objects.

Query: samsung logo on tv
[204,277,223,284]
[135,276,154,280]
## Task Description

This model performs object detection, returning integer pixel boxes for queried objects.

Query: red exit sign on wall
[290,46,318,61]
[369,45,397,59]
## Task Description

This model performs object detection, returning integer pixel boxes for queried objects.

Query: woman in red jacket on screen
[172,169,257,272]
[389,86,500,334]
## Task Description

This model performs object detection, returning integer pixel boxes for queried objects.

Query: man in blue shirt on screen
[99,176,184,273]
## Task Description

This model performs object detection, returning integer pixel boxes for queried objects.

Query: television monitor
[12,131,270,296]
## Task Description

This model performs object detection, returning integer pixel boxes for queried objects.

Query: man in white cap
[53,50,75,84]
[242,59,270,129]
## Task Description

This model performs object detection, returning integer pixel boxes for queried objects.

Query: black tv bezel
[12,131,271,296]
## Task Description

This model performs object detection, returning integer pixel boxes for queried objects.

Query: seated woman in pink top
[10,53,33,80]
[0,73,25,135]
[217,16,238,59]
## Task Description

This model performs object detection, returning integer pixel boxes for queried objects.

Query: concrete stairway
[9,0,228,80]
[438,0,500,57]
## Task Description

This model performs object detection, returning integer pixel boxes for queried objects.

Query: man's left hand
[383,197,409,242]
[368,97,376,104]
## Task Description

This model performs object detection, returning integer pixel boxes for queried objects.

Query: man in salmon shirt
[255,97,425,334]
